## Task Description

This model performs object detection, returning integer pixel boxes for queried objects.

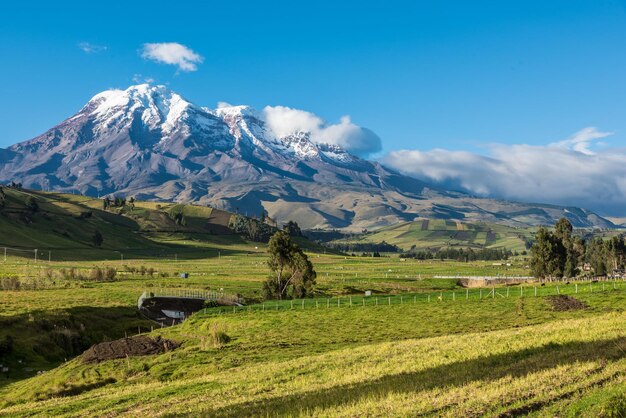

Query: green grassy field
[332,218,535,252]
[1,190,625,416]
[1,288,625,416]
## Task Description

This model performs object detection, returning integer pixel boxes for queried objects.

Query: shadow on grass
[200,337,626,417]
[0,305,151,390]
[29,233,257,262]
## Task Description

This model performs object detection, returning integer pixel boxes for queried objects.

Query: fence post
[575,284,578,293]
[534,287,536,297]
[556,285,560,295]
[428,294,431,302]
[480,289,482,299]
[302,299,305,309]
[492,287,495,299]
[453,291,456,301]
[388,297,391,305]
[291,300,294,309]
[376,297,379,306]
[350,296,353,306]
[466,288,469,300]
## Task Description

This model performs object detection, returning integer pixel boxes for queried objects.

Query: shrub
[208,323,230,348]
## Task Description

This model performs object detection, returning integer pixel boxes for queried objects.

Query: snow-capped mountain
[0,84,614,230]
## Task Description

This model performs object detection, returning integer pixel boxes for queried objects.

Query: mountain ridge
[0,84,615,230]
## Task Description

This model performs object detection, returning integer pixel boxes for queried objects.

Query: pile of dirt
[82,335,179,363]
[546,295,589,311]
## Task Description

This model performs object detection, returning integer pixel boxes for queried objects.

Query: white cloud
[132,74,155,84]
[381,127,626,215]
[551,126,613,155]
[263,106,382,156]
[78,42,107,54]
[140,43,203,72]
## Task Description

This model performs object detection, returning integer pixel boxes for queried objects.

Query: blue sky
[1,0,624,151]
[2,1,626,214]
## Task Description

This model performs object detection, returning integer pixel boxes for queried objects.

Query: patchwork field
[331,219,536,252]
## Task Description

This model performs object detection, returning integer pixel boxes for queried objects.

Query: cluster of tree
[304,229,350,243]
[7,181,22,189]
[0,187,5,210]
[530,218,626,278]
[325,241,401,254]
[102,196,132,210]
[283,220,303,237]
[264,231,316,299]
[169,208,187,226]
[124,265,157,277]
[229,214,276,242]
[401,247,514,261]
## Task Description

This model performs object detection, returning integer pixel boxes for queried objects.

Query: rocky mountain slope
[0,84,615,230]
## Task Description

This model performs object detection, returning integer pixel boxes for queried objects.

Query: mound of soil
[547,295,589,311]
[82,336,179,363]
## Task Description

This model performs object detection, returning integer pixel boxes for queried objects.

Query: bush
[208,323,230,348]
[88,267,117,282]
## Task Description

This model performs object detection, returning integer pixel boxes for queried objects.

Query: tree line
[401,247,515,261]
[530,218,626,279]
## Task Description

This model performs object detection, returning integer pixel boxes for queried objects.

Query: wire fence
[196,278,626,316]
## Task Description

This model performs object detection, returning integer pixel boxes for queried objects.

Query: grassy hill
[1,188,625,416]
[329,218,535,253]
[0,188,268,260]
[1,288,625,416]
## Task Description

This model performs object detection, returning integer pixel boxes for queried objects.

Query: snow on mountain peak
[84,84,194,134]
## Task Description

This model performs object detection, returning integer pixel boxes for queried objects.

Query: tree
[530,227,566,279]
[26,196,39,213]
[554,217,573,242]
[92,230,103,247]
[586,238,605,275]
[283,220,302,237]
[264,231,316,299]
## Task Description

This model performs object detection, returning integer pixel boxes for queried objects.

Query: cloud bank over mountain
[382,127,626,216]
[263,106,382,157]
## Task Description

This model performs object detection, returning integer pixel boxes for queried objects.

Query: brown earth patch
[546,295,589,311]
[82,335,179,363]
